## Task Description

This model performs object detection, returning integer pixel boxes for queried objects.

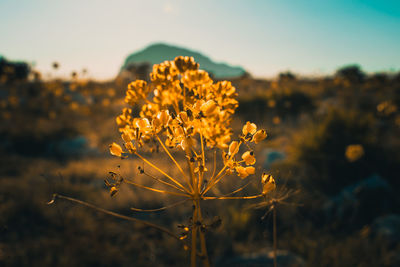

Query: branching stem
[134,151,189,193]
[156,134,193,192]
[47,194,181,241]
[124,179,190,197]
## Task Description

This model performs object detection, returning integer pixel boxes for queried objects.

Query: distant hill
[121,43,246,78]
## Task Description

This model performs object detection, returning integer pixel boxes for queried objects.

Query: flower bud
[242,121,257,136]
[157,110,171,126]
[121,130,134,143]
[135,118,151,133]
[109,142,123,157]
[228,141,240,155]
[242,151,256,165]
[261,173,276,195]
[252,129,267,144]
[200,100,218,116]
[236,166,255,179]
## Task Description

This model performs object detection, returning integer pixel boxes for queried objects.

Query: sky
[1,0,400,80]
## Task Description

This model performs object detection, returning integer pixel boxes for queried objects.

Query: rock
[323,174,394,228]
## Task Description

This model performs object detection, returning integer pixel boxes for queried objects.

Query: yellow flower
[125,80,149,105]
[218,134,231,149]
[152,110,171,131]
[124,142,136,153]
[261,173,276,195]
[174,56,199,73]
[135,118,151,133]
[121,130,134,143]
[109,142,123,157]
[174,127,185,138]
[200,100,219,116]
[182,70,213,90]
[252,129,267,144]
[116,108,132,127]
[165,138,176,148]
[242,121,257,136]
[236,166,255,179]
[177,111,189,124]
[158,110,171,125]
[192,100,205,113]
[345,144,364,162]
[228,141,240,155]
[180,137,195,151]
[242,151,256,165]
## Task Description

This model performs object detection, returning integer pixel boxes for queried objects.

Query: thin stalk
[203,194,264,200]
[220,181,252,197]
[134,151,189,193]
[273,203,277,267]
[203,141,243,194]
[197,201,210,267]
[156,135,193,192]
[201,171,228,195]
[124,179,190,197]
[47,194,181,241]
[142,171,186,193]
[190,148,199,158]
[198,133,206,189]
[210,150,217,182]
[205,165,227,193]
[130,199,189,212]
[173,100,180,114]
[186,156,196,191]
[191,199,198,267]
[186,139,198,267]
[183,85,186,107]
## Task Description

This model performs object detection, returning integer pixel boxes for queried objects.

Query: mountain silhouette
[121,43,246,78]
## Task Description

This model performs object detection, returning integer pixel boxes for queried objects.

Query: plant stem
[124,179,190,197]
[134,151,189,193]
[197,201,210,267]
[156,134,193,192]
[203,141,243,194]
[198,133,206,189]
[273,203,277,267]
[191,199,198,267]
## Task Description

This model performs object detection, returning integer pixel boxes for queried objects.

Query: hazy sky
[1,0,400,80]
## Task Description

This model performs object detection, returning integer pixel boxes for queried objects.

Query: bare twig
[47,194,181,241]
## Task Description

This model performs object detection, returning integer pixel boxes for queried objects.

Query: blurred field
[1,59,400,266]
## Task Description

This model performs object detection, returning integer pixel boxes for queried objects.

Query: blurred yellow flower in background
[345,144,364,162]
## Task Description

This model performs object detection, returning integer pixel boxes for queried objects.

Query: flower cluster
[111,56,267,180]
[222,122,267,179]
[115,56,237,150]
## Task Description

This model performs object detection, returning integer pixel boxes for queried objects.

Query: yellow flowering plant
[108,56,274,266]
